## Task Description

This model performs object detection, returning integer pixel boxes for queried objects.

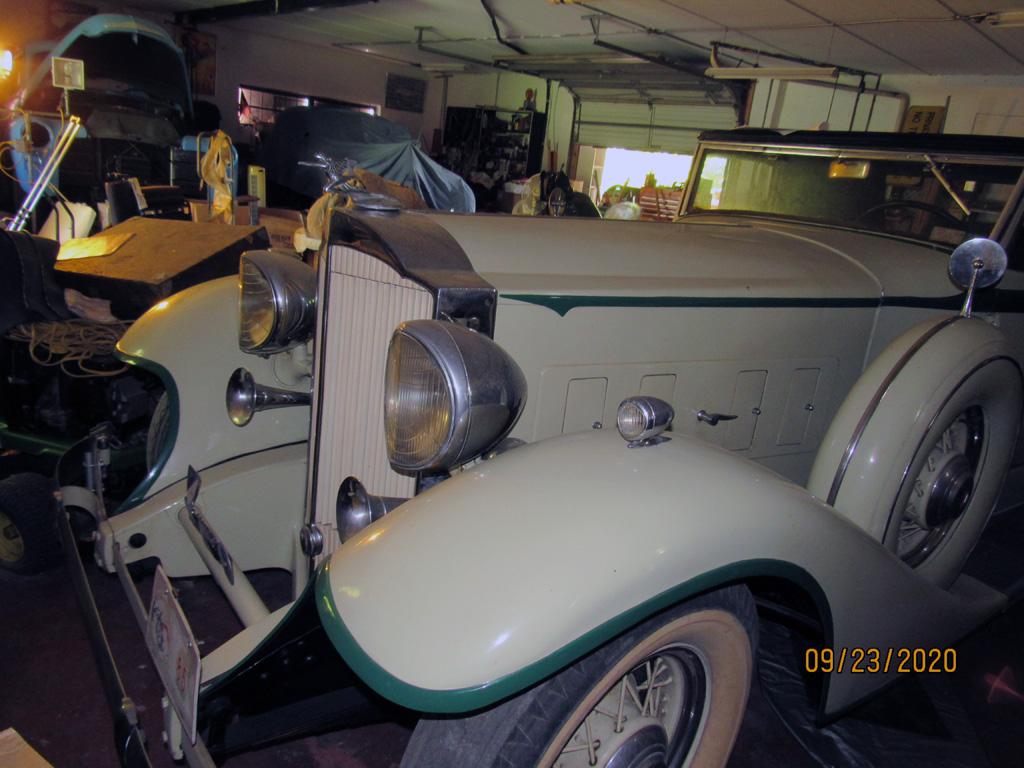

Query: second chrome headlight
[238,250,316,354]
[384,320,526,473]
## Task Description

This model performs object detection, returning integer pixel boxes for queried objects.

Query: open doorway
[576,146,694,220]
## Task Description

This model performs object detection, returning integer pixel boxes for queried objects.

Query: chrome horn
[226,367,311,427]
[336,476,407,543]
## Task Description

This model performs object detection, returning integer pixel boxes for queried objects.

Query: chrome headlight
[238,250,316,354]
[384,320,527,473]
[616,396,675,447]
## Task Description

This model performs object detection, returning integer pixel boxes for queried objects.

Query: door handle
[696,409,738,427]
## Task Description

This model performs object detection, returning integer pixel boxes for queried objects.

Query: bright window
[601,148,693,194]
[238,85,377,128]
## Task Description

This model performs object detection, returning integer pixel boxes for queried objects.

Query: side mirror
[948,238,1007,317]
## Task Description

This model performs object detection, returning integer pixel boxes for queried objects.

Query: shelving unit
[442,106,547,181]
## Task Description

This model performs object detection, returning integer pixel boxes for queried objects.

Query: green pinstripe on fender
[500,291,1024,317]
[112,349,180,513]
[315,555,833,714]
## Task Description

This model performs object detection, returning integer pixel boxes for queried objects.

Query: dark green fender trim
[112,350,179,513]
[315,556,833,714]
[501,290,1024,317]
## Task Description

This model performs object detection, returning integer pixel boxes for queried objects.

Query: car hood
[428,213,969,304]
[15,14,191,120]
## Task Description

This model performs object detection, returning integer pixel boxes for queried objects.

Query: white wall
[748,74,1024,135]
[203,25,441,146]
[444,71,576,172]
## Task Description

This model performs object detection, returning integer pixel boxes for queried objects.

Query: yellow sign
[901,106,946,134]
[57,231,134,261]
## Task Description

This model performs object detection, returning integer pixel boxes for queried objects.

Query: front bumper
[57,496,218,767]
[59,499,392,766]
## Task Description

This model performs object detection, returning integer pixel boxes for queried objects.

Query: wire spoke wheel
[555,648,706,768]
[896,406,984,568]
[400,587,755,768]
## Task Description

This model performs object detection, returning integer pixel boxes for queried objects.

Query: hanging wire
[6,320,131,378]
[824,24,838,127]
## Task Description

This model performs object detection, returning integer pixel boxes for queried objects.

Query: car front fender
[115,276,311,510]
[317,429,1003,718]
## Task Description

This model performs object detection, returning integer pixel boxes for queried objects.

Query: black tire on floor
[400,584,758,768]
[0,473,62,575]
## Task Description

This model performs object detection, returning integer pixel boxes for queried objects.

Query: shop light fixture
[0,49,12,80]
[421,62,467,72]
[984,9,1024,27]
[704,64,839,81]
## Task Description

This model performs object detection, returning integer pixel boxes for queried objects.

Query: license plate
[146,566,201,744]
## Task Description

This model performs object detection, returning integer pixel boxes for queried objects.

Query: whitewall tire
[400,585,756,768]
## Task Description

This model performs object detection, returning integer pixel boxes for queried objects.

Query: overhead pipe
[177,0,376,26]
[480,0,527,55]
[415,27,541,76]
[573,1,754,64]
[592,38,747,122]
[710,40,872,79]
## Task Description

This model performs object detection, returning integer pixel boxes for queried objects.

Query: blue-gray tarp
[258,107,475,213]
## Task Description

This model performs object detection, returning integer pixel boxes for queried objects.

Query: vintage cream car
[63,130,1024,768]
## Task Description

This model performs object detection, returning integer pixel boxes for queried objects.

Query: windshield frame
[681,139,1024,250]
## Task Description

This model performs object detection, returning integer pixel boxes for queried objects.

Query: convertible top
[699,128,1024,158]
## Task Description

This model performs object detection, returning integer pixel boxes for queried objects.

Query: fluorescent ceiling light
[493,53,640,66]
[0,49,12,80]
[985,10,1024,27]
[705,65,838,81]
[421,62,467,72]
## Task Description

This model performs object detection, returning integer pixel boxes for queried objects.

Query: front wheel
[0,473,61,576]
[400,585,757,768]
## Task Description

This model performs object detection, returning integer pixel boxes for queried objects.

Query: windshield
[687,146,1023,248]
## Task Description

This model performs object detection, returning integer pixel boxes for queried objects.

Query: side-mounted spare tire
[808,316,1023,588]
[0,473,62,575]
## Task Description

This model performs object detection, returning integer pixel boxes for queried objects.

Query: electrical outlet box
[51,57,85,90]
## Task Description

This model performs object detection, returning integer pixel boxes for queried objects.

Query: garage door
[577,101,737,153]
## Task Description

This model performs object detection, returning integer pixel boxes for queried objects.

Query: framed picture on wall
[385,74,426,113]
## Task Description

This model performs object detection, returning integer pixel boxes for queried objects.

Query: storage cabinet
[442,106,547,181]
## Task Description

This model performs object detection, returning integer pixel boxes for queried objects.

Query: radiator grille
[312,245,433,557]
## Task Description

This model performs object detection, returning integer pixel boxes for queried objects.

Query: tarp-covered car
[257,106,475,213]
[56,130,1024,767]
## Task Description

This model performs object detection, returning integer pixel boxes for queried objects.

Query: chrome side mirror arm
[948,238,1008,318]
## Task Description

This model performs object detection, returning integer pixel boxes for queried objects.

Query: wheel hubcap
[923,453,973,527]
[604,724,667,768]
[555,649,706,768]
[0,510,25,563]
[898,407,983,567]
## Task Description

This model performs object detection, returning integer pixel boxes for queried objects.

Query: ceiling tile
[728,26,920,72]
[784,0,947,24]
[646,0,820,29]
[853,19,1024,73]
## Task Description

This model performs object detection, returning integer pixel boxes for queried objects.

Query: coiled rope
[6,320,131,378]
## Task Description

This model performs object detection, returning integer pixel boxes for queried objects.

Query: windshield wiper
[924,154,971,217]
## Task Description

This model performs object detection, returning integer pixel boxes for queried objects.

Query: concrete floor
[2,541,1021,767]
